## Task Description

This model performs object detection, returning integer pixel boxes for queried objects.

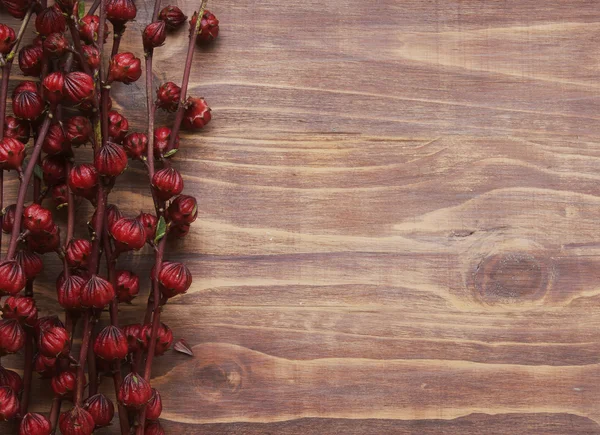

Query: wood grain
[2,0,600,433]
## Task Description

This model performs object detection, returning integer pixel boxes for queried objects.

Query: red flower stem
[67,19,93,77]
[5,113,53,259]
[48,396,62,431]
[88,0,101,15]
[74,309,92,406]
[166,0,209,151]
[19,331,34,414]
[87,314,98,396]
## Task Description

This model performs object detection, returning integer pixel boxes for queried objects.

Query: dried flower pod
[167,195,198,225]
[153,126,179,158]
[41,72,65,105]
[51,183,70,206]
[94,325,129,360]
[56,275,86,311]
[156,82,181,112]
[0,24,15,55]
[82,44,101,70]
[0,0,30,19]
[159,5,187,30]
[183,96,211,130]
[27,224,61,254]
[38,325,69,358]
[108,52,142,84]
[18,44,43,76]
[145,421,165,435]
[2,296,38,327]
[80,275,115,308]
[0,137,25,171]
[191,10,219,44]
[0,366,22,393]
[137,212,157,242]
[12,87,43,120]
[51,370,77,398]
[65,116,93,145]
[0,260,26,295]
[0,319,25,355]
[157,261,192,298]
[123,323,142,352]
[95,142,128,177]
[83,394,114,428]
[64,72,95,104]
[107,110,129,142]
[140,322,173,356]
[58,406,95,435]
[14,250,43,281]
[110,217,146,252]
[23,203,54,233]
[79,15,108,44]
[35,5,66,36]
[41,155,67,186]
[68,163,98,200]
[42,32,68,58]
[152,167,184,201]
[145,388,163,420]
[33,353,57,378]
[118,372,152,408]
[42,124,71,155]
[123,132,148,159]
[106,0,137,25]
[116,270,139,303]
[4,116,30,144]
[0,386,19,421]
[143,21,167,50]
[19,412,52,435]
[65,239,92,268]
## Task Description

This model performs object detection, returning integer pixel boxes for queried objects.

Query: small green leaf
[34,164,43,180]
[163,149,178,158]
[56,202,68,210]
[154,216,167,244]
[78,1,86,20]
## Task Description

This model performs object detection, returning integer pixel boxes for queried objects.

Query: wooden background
[3,0,600,433]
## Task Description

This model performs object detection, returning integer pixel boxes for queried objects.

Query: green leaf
[163,149,178,158]
[34,164,43,180]
[154,216,167,244]
[78,1,86,20]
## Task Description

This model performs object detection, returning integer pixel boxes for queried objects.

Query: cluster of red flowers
[0,0,218,433]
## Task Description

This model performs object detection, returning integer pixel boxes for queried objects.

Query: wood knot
[195,361,244,396]
[473,251,550,305]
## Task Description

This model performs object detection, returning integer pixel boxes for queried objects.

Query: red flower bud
[140,322,173,356]
[123,323,142,352]
[18,44,43,76]
[35,315,64,337]
[110,217,146,251]
[116,270,139,303]
[56,275,86,311]
[79,15,108,44]
[89,204,122,236]
[65,239,92,268]
[145,421,165,435]
[108,110,129,142]
[81,44,101,70]
[0,137,25,171]
[192,10,219,44]
[4,116,30,144]
[81,275,115,308]
[170,223,190,239]
[38,325,69,357]
[183,96,211,130]
[108,52,142,84]
[157,261,192,298]
[152,167,184,201]
[123,132,148,159]
[64,72,95,104]
[33,353,57,378]
[167,195,198,225]
[65,116,93,145]
[41,71,65,105]
[0,386,19,421]
[13,81,37,96]
[0,24,15,55]
[42,155,67,186]
[0,319,25,355]
[106,0,136,25]
[68,163,98,199]
[2,296,38,327]
[51,183,72,206]
[146,388,162,420]
[118,372,152,408]
[23,203,54,233]
[0,260,26,295]
[143,21,166,50]
[12,87,43,120]
[94,325,128,360]
[0,0,30,19]
[58,406,95,435]
[35,5,66,36]
[42,124,71,155]
[27,224,61,254]
[156,82,180,112]
[137,212,157,242]
[15,249,43,281]
[19,412,51,435]
[51,370,77,398]
[159,5,187,30]
[3,204,16,233]
[43,32,68,58]
[95,142,128,177]
[83,394,114,428]
[153,126,179,158]
[0,366,22,393]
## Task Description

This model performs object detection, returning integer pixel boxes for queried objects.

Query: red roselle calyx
[183,96,212,130]
[2,296,38,327]
[145,421,165,435]
[42,124,71,155]
[0,319,25,355]
[110,217,146,252]
[51,184,70,206]
[94,142,128,177]
[168,195,198,225]
[12,87,43,120]
[116,269,139,303]
[81,275,115,308]
[0,260,26,295]
[118,372,152,408]
[108,52,142,84]
[42,72,65,106]
[42,32,69,58]
[38,325,70,358]
[35,5,66,36]
[143,21,167,51]
[1,0,30,19]
[123,132,148,159]
[68,163,98,199]
[192,10,220,44]
[18,45,43,76]
[0,24,15,54]
[146,388,163,420]
[83,394,115,428]
[154,126,179,158]
[51,370,77,398]
[106,0,137,25]
[64,72,96,104]
[41,155,67,185]
[0,386,19,421]
[93,325,128,360]
[65,239,92,268]
[140,322,173,356]
[123,323,142,353]
[4,116,30,144]
[27,224,61,254]
[152,167,184,201]
[159,5,187,30]
[0,137,25,171]
[79,15,109,44]
[137,211,157,242]
[157,261,192,298]
[19,412,52,435]
[15,250,44,281]
[33,353,57,378]
[107,110,129,142]
[65,116,93,145]
[58,406,95,435]
[156,82,181,112]
[23,203,54,233]
[56,275,86,311]
[81,45,101,71]
[0,367,22,393]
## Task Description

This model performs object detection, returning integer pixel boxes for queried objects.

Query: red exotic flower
[118,372,151,408]
[64,72,96,104]
[0,366,22,393]
[108,52,142,84]
[0,24,15,55]
[0,260,26,295]
[4,116,30,144]
[123,132,148,159]
[83,394,114,428]
[145,388,163,420]
[191,10,220,44]
[152,167,184,201]
[123,323,142,353]
[107,110,129,142]
[58,406,95,435]
[0,386,19,421]
[0,319,25,355]
[156,82,181,112]
[136,212,157,242]
[159,5,187,30]
[143,21,166,50]
[19,413,51,435]
[18,44,43,76]
[140,322,173,356]
[110,217,146,251]
[157,261,192,298]
[14,250,43,281]
[116,270,139,303]
[35,5,66,36]
[42,124,71,155]
[167,195,198,225]
[94,142,128,177]
[65,239,92,268]
[80,275,115,308]
[183,97,211,130]
[65,116,93,145]
[38,325,70,358]
[93,325,128,360]
[79,15,109,44]
[56,275,86,311]
[12,86,43,120]
[153,126,179,158]
[51,370,77,398]
[2,296,38,327]
[68,163,98,200]
[0,137,25,171]
[106,0,137,25]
